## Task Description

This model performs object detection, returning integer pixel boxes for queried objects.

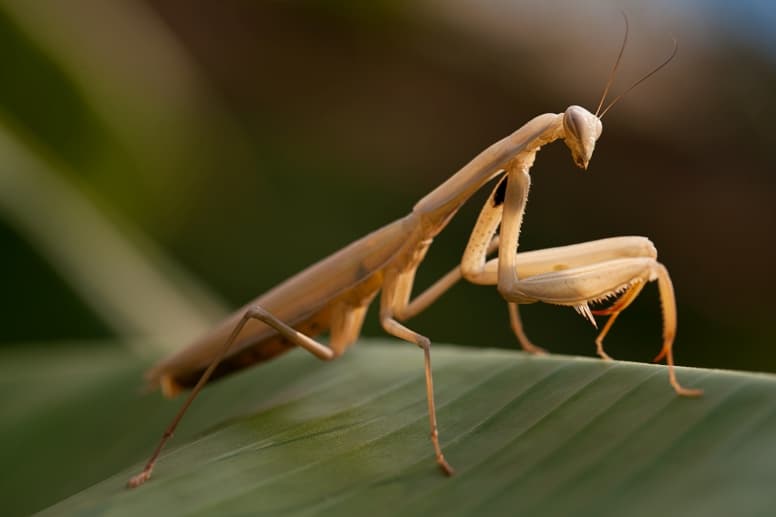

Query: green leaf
[3,341,774,517]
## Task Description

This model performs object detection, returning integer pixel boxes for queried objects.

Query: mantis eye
[563,108,583,141]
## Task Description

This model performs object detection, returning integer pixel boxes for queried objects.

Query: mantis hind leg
[128,300,373,488]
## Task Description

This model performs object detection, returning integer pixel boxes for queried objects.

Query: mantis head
[563,12,677,171]
[562,106,602,170]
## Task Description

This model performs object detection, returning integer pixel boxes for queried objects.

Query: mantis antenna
[600,38,678,117]
[595,12,680,118]
[595,12,629,117]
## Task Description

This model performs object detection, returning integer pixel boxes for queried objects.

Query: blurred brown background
[1,0,774,371]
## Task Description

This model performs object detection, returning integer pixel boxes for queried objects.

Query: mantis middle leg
[392,237,543,355]
[379,267,455,475]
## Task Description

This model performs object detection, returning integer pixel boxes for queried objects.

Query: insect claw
[653,346,668,363]
[127,470,152,488]
[574,303,598,328]
[675,386,704,398]
[438,458,455,476]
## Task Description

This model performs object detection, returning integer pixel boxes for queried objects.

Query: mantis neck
[412,113,564,233]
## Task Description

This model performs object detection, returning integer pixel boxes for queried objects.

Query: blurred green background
[1,0,775,372]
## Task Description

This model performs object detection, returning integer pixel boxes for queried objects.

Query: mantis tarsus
[128,22,701,488]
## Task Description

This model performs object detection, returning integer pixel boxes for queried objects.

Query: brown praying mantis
[128,22,701,488]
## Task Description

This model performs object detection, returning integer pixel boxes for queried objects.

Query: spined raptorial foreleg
[498,256,700,397]
[461,165,700,397]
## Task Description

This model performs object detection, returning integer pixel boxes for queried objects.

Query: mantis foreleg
[460,165,701,397]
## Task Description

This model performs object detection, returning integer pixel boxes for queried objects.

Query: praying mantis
[128,21,701,488]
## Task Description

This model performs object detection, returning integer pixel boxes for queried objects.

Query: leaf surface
[2,341,774,517]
